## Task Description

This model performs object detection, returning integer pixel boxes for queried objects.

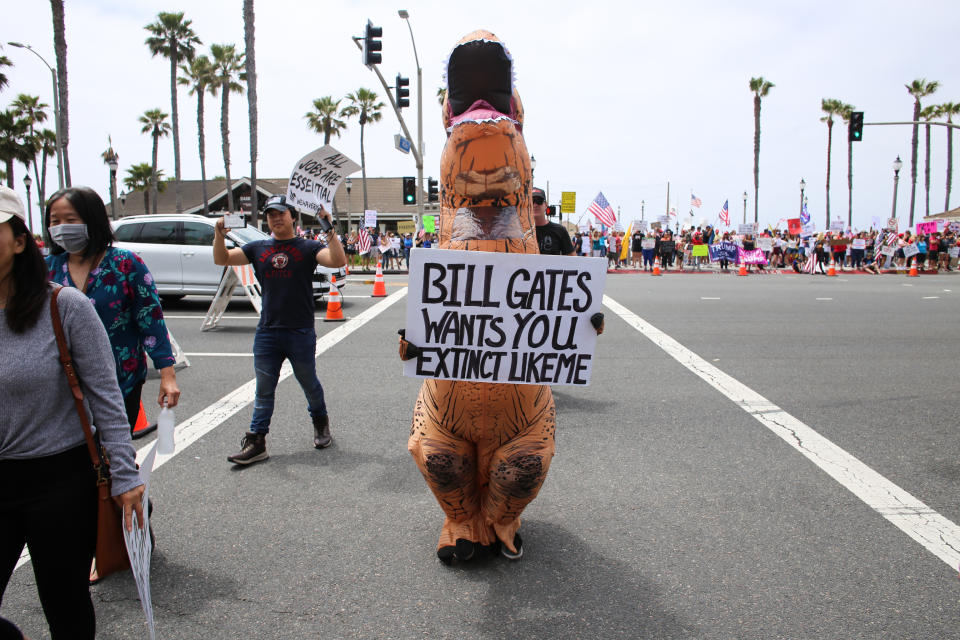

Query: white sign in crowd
[286,145,360,215]
[404,249,607,386]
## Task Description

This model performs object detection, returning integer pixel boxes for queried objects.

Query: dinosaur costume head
[437,30,537,254]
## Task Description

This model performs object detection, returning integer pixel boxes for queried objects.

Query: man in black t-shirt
[532,187,575,256]
[214,195,346,465]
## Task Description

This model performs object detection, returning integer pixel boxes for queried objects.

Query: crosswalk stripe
[604,294,960,573]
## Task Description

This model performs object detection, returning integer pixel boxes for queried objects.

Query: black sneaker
[501,533,523,560]
[227,432,268,465]
[312,415,332,449]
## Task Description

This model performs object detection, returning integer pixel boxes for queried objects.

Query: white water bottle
[157,401,175,455]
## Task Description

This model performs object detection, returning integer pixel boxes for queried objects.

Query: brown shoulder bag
[50,287,131,578]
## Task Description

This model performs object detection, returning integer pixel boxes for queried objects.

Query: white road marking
[922,296,939,299]
[603,294,960,572]
[700,297,721,300]
[815,297,833,301]
[14,289,409,573]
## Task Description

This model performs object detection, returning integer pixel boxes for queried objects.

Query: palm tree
[145,12,201,214]
[346,88,384,212]
[209,43,245,214]
[838,102,856,227]
[939,102,960,212]
[10,94,49,205]
[906,79,939,226]
[125,162,163,215]
[243,0,259,225]
[0,109,31,187]
[437,87,446,106]
[34,128,56,209]
[178,55,215,215]
[138,108,171,215]
[749,77,774,223]
[919,104,941,218]
[820,98,844,228]
[0,55,12,93]
[50,0,71,185]
[305,96,355,145]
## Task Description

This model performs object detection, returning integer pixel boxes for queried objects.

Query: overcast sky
[3,0,959,233]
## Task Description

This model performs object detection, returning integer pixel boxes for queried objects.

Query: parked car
[112,214,346,303]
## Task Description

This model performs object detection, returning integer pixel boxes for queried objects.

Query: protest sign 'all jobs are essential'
[286,145,360,215]
[404,249,607,386]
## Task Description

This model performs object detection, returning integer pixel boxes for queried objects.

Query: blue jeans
[250,327,327,434]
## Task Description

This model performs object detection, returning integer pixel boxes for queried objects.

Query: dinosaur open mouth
[450,206,523,241]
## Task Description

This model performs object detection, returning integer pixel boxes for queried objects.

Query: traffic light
[427,177,439,203]
[547,205,558,218]
[849,111,864,142]
[396,74,410,109]
[363,20,382,67]
[402,177,416,204]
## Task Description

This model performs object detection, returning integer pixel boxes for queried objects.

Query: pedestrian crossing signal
[427,177,439,203]
[402,177,416,204]
[848,111,864,142]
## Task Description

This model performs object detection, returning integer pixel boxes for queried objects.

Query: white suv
[112,214,346,302]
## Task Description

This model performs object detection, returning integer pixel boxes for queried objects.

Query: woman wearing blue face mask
[45,187,180,431]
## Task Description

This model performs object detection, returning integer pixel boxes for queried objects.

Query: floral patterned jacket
[46,247,175,396]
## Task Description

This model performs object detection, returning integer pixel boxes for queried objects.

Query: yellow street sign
[561,191,576,214]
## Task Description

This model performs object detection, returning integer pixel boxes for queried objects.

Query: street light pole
[742,191,747,225]
[346,177,353,233]
[398,10,424,228]
[104,142,119,220]
[891,155,903,221]
[23,174,33,233]
[8,42,64,190]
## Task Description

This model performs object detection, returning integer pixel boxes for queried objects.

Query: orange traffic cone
[826,254,837,277]
[131,401,157,439]
[907,261,919,277]
[737,262,748,276]
[371,261,387,297]
[324,276,346,321]
[652,263,661,276]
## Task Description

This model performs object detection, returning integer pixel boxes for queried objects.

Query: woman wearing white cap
[0,186,144,639]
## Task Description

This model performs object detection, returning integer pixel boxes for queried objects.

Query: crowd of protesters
[301,221,960,275]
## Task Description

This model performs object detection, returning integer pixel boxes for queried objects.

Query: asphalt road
[4,271,960,639]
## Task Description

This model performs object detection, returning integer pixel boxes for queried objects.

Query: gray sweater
[0,284,142,495]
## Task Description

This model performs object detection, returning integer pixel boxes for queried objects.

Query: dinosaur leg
[408,404,495,554]
[481,412,556,554]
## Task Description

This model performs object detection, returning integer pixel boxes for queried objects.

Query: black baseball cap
[532,187,546,201]
[264,194,295,213]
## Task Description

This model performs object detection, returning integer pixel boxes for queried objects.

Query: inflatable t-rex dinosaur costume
[403,31,557,564]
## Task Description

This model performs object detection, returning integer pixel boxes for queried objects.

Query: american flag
[588,192,617,227]
[357,227,372,254]
[691,193,702,208]
[800,203,811,225]
[719,200,730,226]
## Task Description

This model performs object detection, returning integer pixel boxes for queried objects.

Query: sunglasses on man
[532,196,545,205]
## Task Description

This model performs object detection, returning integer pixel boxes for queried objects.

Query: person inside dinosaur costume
[399,30,603,564]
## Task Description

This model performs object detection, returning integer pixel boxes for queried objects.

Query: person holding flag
[718,200,730,227]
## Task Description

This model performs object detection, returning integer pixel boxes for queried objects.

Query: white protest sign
[404,249,607,386]
[286,145,360,215]
[802,222,816,237]
[658,215,670,225]
[125,442,157,640]
[830,219,846,232]
[578,222,591,233]
[364,210,378,228]
[902,243,919,258]
[738,223,758,236]
[633,219,648,231]
[758,237,773,252]
[852,239,866,249]
[949,247,959,258]
[880,246,896,257]
[641,238,656,250]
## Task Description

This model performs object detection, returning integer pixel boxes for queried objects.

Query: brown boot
[313,415,332,449]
